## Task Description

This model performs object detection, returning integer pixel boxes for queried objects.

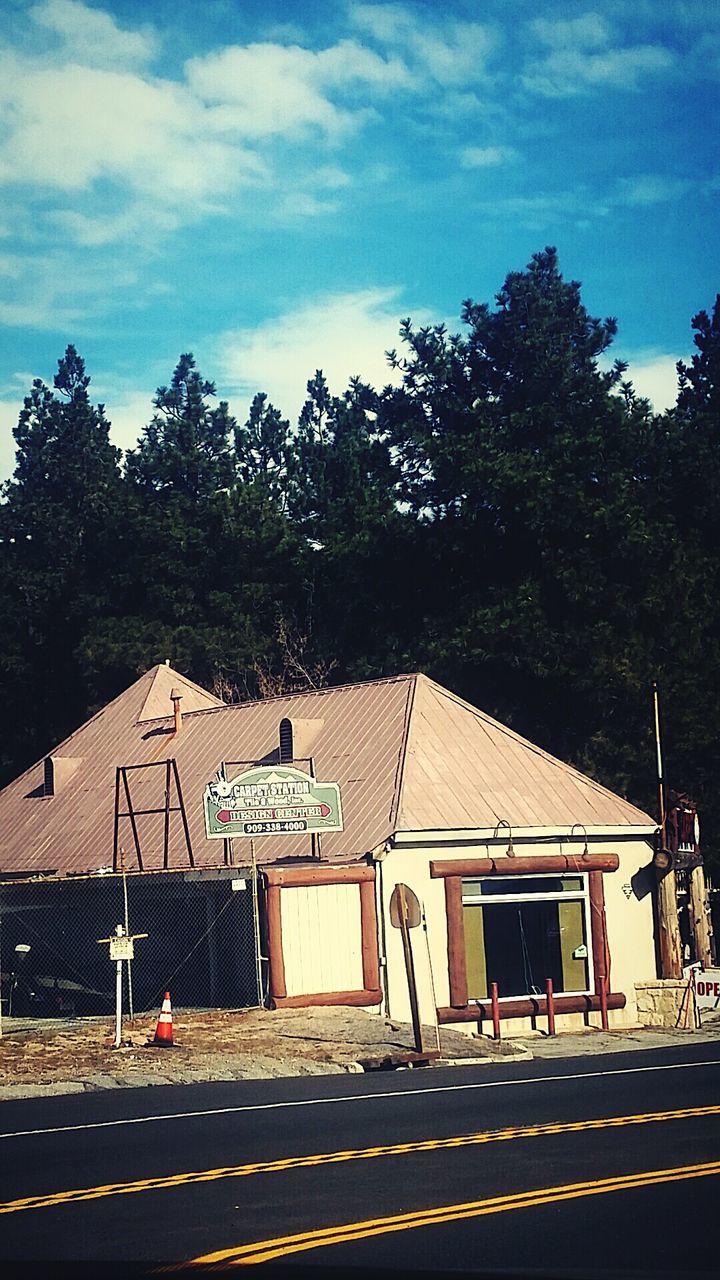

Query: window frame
[461,872,594,1002]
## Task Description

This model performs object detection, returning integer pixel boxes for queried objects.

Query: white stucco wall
[281,882,364,996]
[379,833,658,1038]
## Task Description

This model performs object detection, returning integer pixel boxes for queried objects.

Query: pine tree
[125,353,234,498]
[234,392,291,509]
[381,248,660,793]
[0,347,123,777]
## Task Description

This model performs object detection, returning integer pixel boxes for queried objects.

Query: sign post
[97,925,147,1048]
[389,883,423,1054]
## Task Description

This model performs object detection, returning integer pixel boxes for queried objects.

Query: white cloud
[0,62,264,199]
[620,352,684,411]
[351,3,495,86]
[532,14,611,51]
[460,145,518,169]
[185,39,410,142]
[0,250,139,329]
[49,205,184,248]
[103,390,155,455]
[616,174,691,205]
[186,47,348,141]
[217,288,434,423]
[30,0,157,68]
[274,193,341,220]
[0,400,20,481]
[0,0,504,261]
[528,8,678,100]
[0,4,414,251]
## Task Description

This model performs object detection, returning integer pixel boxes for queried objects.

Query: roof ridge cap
[389,674,418,830]
[133,672,418,726]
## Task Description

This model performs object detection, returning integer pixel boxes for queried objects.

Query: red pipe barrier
[546,978,556,1036]
[490,982,501,1040]
[599,972,609,1031]
[437,992,626,1024]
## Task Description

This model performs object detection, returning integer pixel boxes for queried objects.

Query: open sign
[695,968,720,1008]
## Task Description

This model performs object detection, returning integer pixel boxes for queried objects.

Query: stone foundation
[635,979,689,1028]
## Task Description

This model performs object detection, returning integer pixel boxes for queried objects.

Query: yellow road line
[2,1103,719,1217]
[189,1159,720,1267]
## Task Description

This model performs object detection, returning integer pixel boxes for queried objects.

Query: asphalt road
[1,1040,719,1275]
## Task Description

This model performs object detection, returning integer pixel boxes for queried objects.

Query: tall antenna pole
[652,681,666,834]
[652,680,681,978]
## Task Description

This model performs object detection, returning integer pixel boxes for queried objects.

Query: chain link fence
[0,868,266,1034]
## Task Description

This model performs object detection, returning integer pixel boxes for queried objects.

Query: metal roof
[0,666,652,878]
[398,676,653,832]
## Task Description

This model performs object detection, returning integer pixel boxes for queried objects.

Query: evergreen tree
[381,248,660,795]
[234,392,291,509]
[648,296,720,867]
[125,353,234,498]
[0,347,122,778]
[115,356,308,702]
[279,371,420,681]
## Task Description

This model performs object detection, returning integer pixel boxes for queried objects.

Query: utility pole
[652,683,682,978]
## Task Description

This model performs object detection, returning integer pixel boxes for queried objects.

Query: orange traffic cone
[151,991,174,1047]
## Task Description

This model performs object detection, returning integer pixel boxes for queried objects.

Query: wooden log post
[656,868,682,978]
[688,863,714,968]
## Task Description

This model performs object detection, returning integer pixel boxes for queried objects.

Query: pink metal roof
[0,667,652,878]
[0,667,413,876]
[397,676,652,831]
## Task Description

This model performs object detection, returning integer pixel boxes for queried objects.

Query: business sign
[694,968,720,1009]
[203,765,343,839]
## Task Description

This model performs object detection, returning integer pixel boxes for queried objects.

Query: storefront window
[462,875,591,1000]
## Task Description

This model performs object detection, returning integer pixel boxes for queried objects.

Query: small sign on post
[109,934,135,962]
[97,925,147,1048]
[389,883,423,1054]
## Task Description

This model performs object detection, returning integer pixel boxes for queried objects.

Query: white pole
[121,859,134,1021]
[251,839,263,1005]
[114,924,123,1048]
[115,960,123,1048]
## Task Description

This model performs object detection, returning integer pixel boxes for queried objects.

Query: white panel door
[282,883,364,996]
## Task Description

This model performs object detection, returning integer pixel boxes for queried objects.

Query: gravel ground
[5,1006,715,1101]
[0,1005,526,1098]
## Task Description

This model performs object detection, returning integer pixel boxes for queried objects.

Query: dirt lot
[0,1006,526,1097]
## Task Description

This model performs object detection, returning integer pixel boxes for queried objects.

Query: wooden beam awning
[430,853,619,878]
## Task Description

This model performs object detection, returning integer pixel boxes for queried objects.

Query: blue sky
[0,0,718,479]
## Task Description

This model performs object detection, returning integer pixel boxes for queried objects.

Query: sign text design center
[203,765,343,838]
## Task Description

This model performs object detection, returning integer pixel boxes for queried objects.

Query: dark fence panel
[0,869,264,1023]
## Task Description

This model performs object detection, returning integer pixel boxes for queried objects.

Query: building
[0,664,660,1033]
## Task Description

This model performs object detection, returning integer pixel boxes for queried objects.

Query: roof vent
[42,756,82,796]
[279,717,324,764]
[279,718,294,763]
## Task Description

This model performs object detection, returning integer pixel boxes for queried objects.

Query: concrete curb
[0,1049,535,1099]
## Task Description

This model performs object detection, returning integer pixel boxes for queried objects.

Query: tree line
[2,248,719,865]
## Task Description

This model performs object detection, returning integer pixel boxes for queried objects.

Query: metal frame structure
[112,758,195,872]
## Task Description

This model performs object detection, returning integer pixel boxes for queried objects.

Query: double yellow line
[1,1103,718,1218]
[189,1159,720,1267]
